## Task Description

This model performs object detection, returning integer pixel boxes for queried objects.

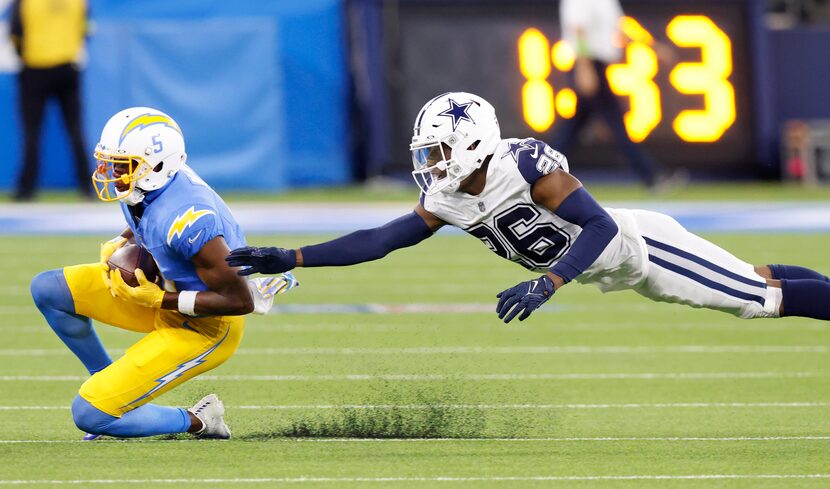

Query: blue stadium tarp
[0,0,350,191]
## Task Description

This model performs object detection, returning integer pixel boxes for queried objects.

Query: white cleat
[188,394,231,440]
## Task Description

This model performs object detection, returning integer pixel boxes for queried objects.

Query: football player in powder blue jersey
[30,107,255,440]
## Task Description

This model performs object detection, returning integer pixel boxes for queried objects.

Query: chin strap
[121,189,145,206]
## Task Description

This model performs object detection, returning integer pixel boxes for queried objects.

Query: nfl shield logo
[478,202,486,212]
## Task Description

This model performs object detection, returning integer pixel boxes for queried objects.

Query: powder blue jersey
[120,165,246,292]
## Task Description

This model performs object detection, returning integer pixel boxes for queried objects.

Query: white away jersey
[422,138,643,289]
[424,138,779,318]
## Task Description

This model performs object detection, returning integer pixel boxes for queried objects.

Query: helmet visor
[411,143,447,170]
[411,142,453,194]
[91,152,152,202]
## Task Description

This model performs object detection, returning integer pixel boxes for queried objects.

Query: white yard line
[2,402,829,412]
[0,372,818,382]
[4,301,830,324]
[2,437,830,444]
[235,402,830,410]
[231,346,830,355]
[0,474,829,484]
[0,406,69,410]
[291,436,830,442]
[0,345,826,356]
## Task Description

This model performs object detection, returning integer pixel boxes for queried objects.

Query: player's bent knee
[736,286,783,319]
[71,394,117,434]
[30,269,74,313]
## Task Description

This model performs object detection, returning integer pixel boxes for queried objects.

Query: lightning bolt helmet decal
[119,113,182,146]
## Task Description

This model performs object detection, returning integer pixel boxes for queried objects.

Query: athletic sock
[768,264,830,282]
[106,404,192,437]
[31,270,112,374]
[72,396,191,437]
[780,279,830,320]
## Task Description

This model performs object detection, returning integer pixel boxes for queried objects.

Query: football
[107,243,160,287]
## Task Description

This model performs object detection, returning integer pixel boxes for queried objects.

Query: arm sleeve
[548,187,619,283]
[301,212,433,267]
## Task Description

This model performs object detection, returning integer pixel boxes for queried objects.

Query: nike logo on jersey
[188,230,204,244]
[530,281,538,293]
[167,207,215,245]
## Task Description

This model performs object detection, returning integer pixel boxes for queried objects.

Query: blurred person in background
[554,0,682,192]
[9,0,92,201]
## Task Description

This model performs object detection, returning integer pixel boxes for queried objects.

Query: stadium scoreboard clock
[519,15,736,143]
[389,0,768,175]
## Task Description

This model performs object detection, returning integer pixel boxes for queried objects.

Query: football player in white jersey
[228,92,830,324]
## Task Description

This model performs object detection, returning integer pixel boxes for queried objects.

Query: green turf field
[1,232,830,487]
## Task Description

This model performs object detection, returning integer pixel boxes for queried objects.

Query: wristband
[177,290,198,316]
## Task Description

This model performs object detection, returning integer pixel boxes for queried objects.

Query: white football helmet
[410,92,500,195]
[92,107,187,204]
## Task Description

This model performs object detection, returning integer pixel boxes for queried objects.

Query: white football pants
[597,209,782,319]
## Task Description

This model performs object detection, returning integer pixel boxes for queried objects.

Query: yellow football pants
[63,263,244,417]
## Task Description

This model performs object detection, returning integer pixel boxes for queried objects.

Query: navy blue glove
[225,246,297,276]
[495,275,555,323]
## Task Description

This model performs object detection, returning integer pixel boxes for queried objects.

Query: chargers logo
[120,113,182,145]
[167,206,215,245]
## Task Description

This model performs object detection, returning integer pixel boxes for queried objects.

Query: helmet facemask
[411,135,469,195]
[92,150,155,203]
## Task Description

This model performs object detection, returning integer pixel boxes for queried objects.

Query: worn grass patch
[243,384,488,439]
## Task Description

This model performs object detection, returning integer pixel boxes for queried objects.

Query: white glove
[246,272,299,315]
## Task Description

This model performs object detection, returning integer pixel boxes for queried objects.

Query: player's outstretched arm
[226,208,443,276]
[496,170,618,323]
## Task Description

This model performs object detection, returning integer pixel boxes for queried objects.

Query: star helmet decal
[437,98,475,131]
[503,138,535,161]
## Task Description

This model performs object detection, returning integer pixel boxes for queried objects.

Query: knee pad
[737,286,782,319]
[31,269,91,337]
[30,269,74,313]
[71,395,117,434]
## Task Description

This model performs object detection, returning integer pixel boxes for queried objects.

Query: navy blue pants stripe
[643,237,766,289]
[648,254,766,306]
